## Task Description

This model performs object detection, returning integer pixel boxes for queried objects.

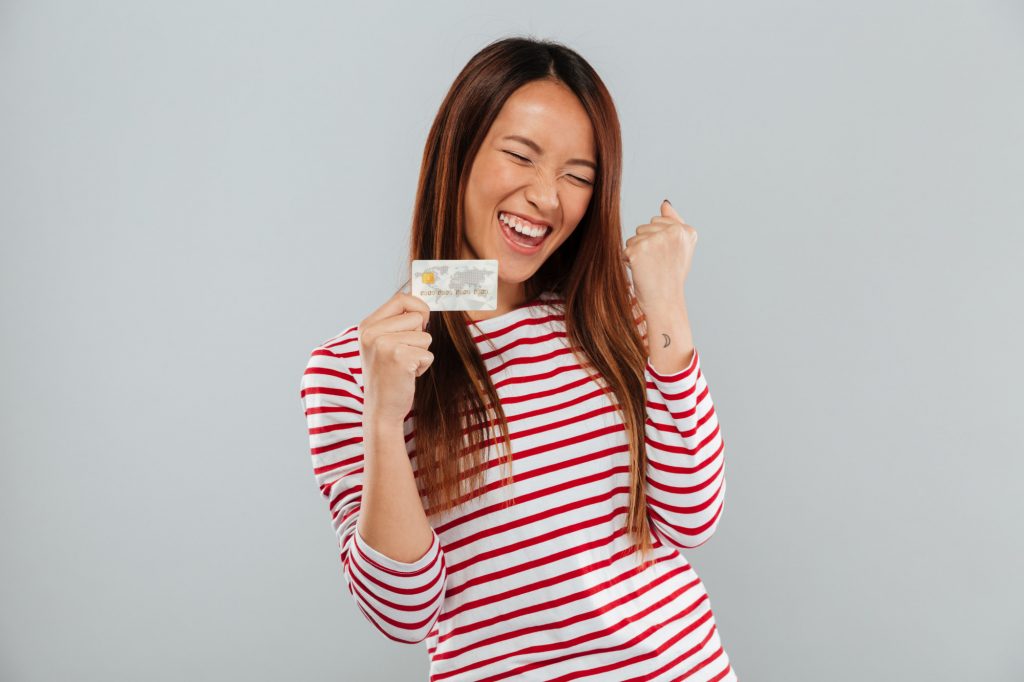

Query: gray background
[2,1,1022,680]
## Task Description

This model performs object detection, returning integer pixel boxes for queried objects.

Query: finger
[363,292,432,331]
[368,327,433,355]
[412,347,435,377]
[660,198,687,224]
[637,223,668,234]
[626,229,658,246]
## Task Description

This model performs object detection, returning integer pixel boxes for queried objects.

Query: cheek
[487,153,533,188]
[467,158,507,204]
[486,165,521,194]
[569,195,593,226]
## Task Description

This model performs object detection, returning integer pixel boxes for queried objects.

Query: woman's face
[462,79,597,286]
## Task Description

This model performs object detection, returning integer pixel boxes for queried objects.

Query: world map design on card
[411,259,499,311]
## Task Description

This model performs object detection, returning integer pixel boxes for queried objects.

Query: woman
[300,36,737,681]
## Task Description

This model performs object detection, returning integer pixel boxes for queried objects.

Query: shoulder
[301,324,364,394]
[314,324,361,367]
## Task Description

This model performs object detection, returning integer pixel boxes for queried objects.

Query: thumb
[661,198,686,224]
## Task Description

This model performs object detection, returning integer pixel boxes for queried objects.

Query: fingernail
[664,198,671,206]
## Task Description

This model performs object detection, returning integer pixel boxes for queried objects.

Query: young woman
[300,36,736,681]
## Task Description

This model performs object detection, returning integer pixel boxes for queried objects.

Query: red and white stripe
[300,290,736,681]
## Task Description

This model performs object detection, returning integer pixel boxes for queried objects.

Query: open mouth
[498,211,553,251]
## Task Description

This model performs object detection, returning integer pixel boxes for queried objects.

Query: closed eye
[504,151,593,186]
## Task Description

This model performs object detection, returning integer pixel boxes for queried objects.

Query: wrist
[643,304,690,330]
[364,409,408,433]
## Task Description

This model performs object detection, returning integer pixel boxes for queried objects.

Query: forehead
[489,80,595,153]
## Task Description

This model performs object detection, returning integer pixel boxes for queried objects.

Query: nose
[523,174,559,218]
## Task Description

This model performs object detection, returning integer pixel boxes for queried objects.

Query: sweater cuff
[353,526,442,574]
[645,346,699,381]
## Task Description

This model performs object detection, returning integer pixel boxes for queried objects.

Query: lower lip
[498,215,551,255]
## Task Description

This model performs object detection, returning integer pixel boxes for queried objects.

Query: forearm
[357,416,435,564]
[642,330,726,548]
[644,295,695,375]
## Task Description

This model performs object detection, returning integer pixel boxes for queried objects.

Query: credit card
[411,259,499,311]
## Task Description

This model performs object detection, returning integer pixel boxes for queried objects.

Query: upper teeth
[500,211,549,238]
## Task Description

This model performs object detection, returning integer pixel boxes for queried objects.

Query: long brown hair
[396,36,655,566]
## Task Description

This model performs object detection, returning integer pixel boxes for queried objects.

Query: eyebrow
[501,135,597,171]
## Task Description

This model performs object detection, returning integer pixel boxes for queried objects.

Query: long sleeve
[642,347,727,549]
[299,341,447,643]
[626,278,727,551]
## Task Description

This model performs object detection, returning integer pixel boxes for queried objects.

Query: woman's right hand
[357,292,434,424]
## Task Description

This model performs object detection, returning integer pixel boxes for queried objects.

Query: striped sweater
[299,289,737,681]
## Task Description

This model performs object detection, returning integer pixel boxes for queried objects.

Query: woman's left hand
[622,199,697,317]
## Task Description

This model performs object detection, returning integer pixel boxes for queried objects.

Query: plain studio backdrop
[2,1,1022,680]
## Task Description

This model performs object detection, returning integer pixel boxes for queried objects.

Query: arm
[632,289,727,550]
[299,341,447,643]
